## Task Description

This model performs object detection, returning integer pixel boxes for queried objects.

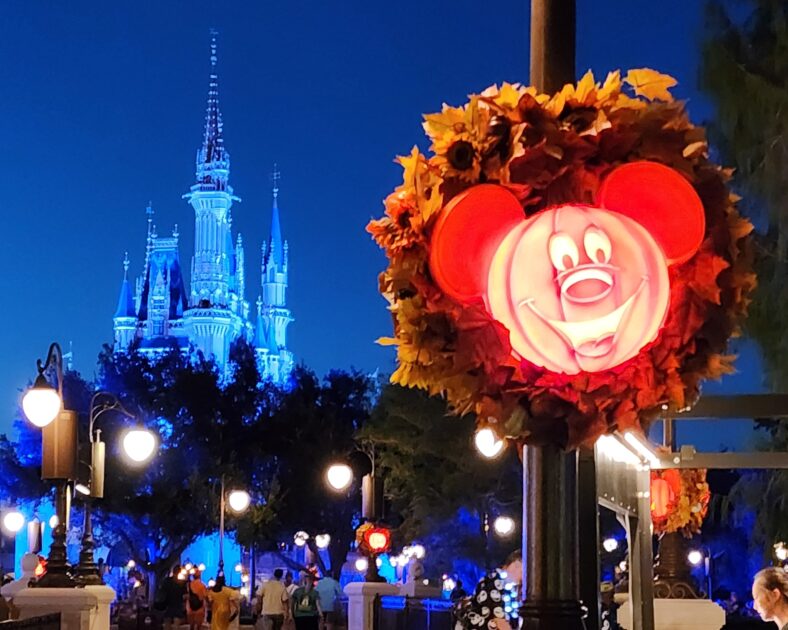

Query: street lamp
[2,511,25,535]
[688,547,714,598]
[493,516,516,537]
[22,342,77,587]
[293,531,309,547]
[315,533,331,550]
[218,477,250,576]
[602,537,619,553]
[22,376,61,428]
[122,429,157,463]
[228,490,251,513]
[75,393,157,585]
[326,464,353,491]
[324,446,382,522]
[475,428,504,459]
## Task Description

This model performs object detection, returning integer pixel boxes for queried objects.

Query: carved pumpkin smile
[521,276,646,359]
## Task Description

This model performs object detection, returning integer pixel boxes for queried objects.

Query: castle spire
[268,164,283,267]
[114,252,136,318]
[195,29,230,191]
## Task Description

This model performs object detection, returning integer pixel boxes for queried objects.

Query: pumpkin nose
[561,268,613,303]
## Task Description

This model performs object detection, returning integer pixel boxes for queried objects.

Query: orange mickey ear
[597,161,705,265]
[429,184,524,302]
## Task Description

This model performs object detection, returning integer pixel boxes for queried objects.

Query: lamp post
[218,476,250,577]
[325,445,381,522]
[688,547,714,599]
[74,393,157,585]
[22,342,77,588]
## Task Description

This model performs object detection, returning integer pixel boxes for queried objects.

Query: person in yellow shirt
[207,576,240,630]
[258,569,289,630]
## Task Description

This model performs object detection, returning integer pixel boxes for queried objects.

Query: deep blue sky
[0,1,770,447]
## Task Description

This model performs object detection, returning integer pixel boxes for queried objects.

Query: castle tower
[256,166,294,384]
[113,253,137,352]
[182,30,245,364]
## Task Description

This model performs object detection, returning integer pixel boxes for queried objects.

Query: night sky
[0,1,770,447]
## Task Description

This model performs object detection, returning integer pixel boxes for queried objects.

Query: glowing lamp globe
[3,511,25,534]
[315,533,331,549]
[326,464,353,491]
[493,516,515,537]
[602,538,619,553]
[294,531,309,547]
[475,428,504,459]
[687,550,703,566]
[429,162,704,375]
[228,490,251,513]
[49,515,59,529]
[22,381,61,428]
[355,557,368,572]
[122,429,156,463]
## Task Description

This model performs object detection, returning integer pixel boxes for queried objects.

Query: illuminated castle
[112,32,294,385]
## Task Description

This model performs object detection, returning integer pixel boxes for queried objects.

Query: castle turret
[113,253,137,352]
[256,165,294,384]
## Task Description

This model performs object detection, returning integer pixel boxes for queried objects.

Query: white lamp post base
[13,585,115,630]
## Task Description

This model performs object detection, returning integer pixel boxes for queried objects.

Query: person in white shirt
[258,569,289,630]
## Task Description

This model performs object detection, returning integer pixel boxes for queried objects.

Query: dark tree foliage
[358,384,522,577]
[0,342,376,583]
[235,367,377,579]
[701,0,788,390]
[701,0,788,564]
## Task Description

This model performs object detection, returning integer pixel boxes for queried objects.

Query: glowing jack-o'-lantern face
[429,161,706,375]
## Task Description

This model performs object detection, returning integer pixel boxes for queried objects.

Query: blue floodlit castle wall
[112,34,294,386]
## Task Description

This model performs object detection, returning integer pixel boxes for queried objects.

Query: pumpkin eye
[583,226,612,264]
[549,232,580,272]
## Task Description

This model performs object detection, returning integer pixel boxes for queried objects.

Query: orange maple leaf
[625,68,677,101]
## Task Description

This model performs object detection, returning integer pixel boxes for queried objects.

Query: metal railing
[373,595,454,630]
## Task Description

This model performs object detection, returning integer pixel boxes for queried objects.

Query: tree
[2,343,379,583]
[701,0,788,389]
[236,367,377,579]
[358,385,522,580]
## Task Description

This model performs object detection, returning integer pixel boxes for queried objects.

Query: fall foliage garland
[368,69,755,448]
[651,468,710,537]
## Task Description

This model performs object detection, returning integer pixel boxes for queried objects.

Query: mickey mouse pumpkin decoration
[429,161,705,375]
[369,71,754,447]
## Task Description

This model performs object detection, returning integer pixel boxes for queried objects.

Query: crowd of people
[143,563,345,630]
[254,567,344,630]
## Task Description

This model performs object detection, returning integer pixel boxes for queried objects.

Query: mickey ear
[597,161,705,265]
[429,184,524,302]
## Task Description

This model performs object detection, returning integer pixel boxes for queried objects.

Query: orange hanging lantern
[363,527,392,554]
[650,477,673,519]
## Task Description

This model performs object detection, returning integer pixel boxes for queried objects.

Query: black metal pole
[521,444,585,629]
[37,480,76,588]
[520,2,584,627]
[75,501,102,585]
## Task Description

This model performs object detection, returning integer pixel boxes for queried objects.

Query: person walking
[258,569,289,630]
[291,574,323,630]
[282,572,298,630]
[207,575,240,630]
[752,567,788,629]
[314,573,342,630]
[187,569,208,630]
[160,565,187,630]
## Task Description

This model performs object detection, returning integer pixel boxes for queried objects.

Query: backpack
[188,583,203,611]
